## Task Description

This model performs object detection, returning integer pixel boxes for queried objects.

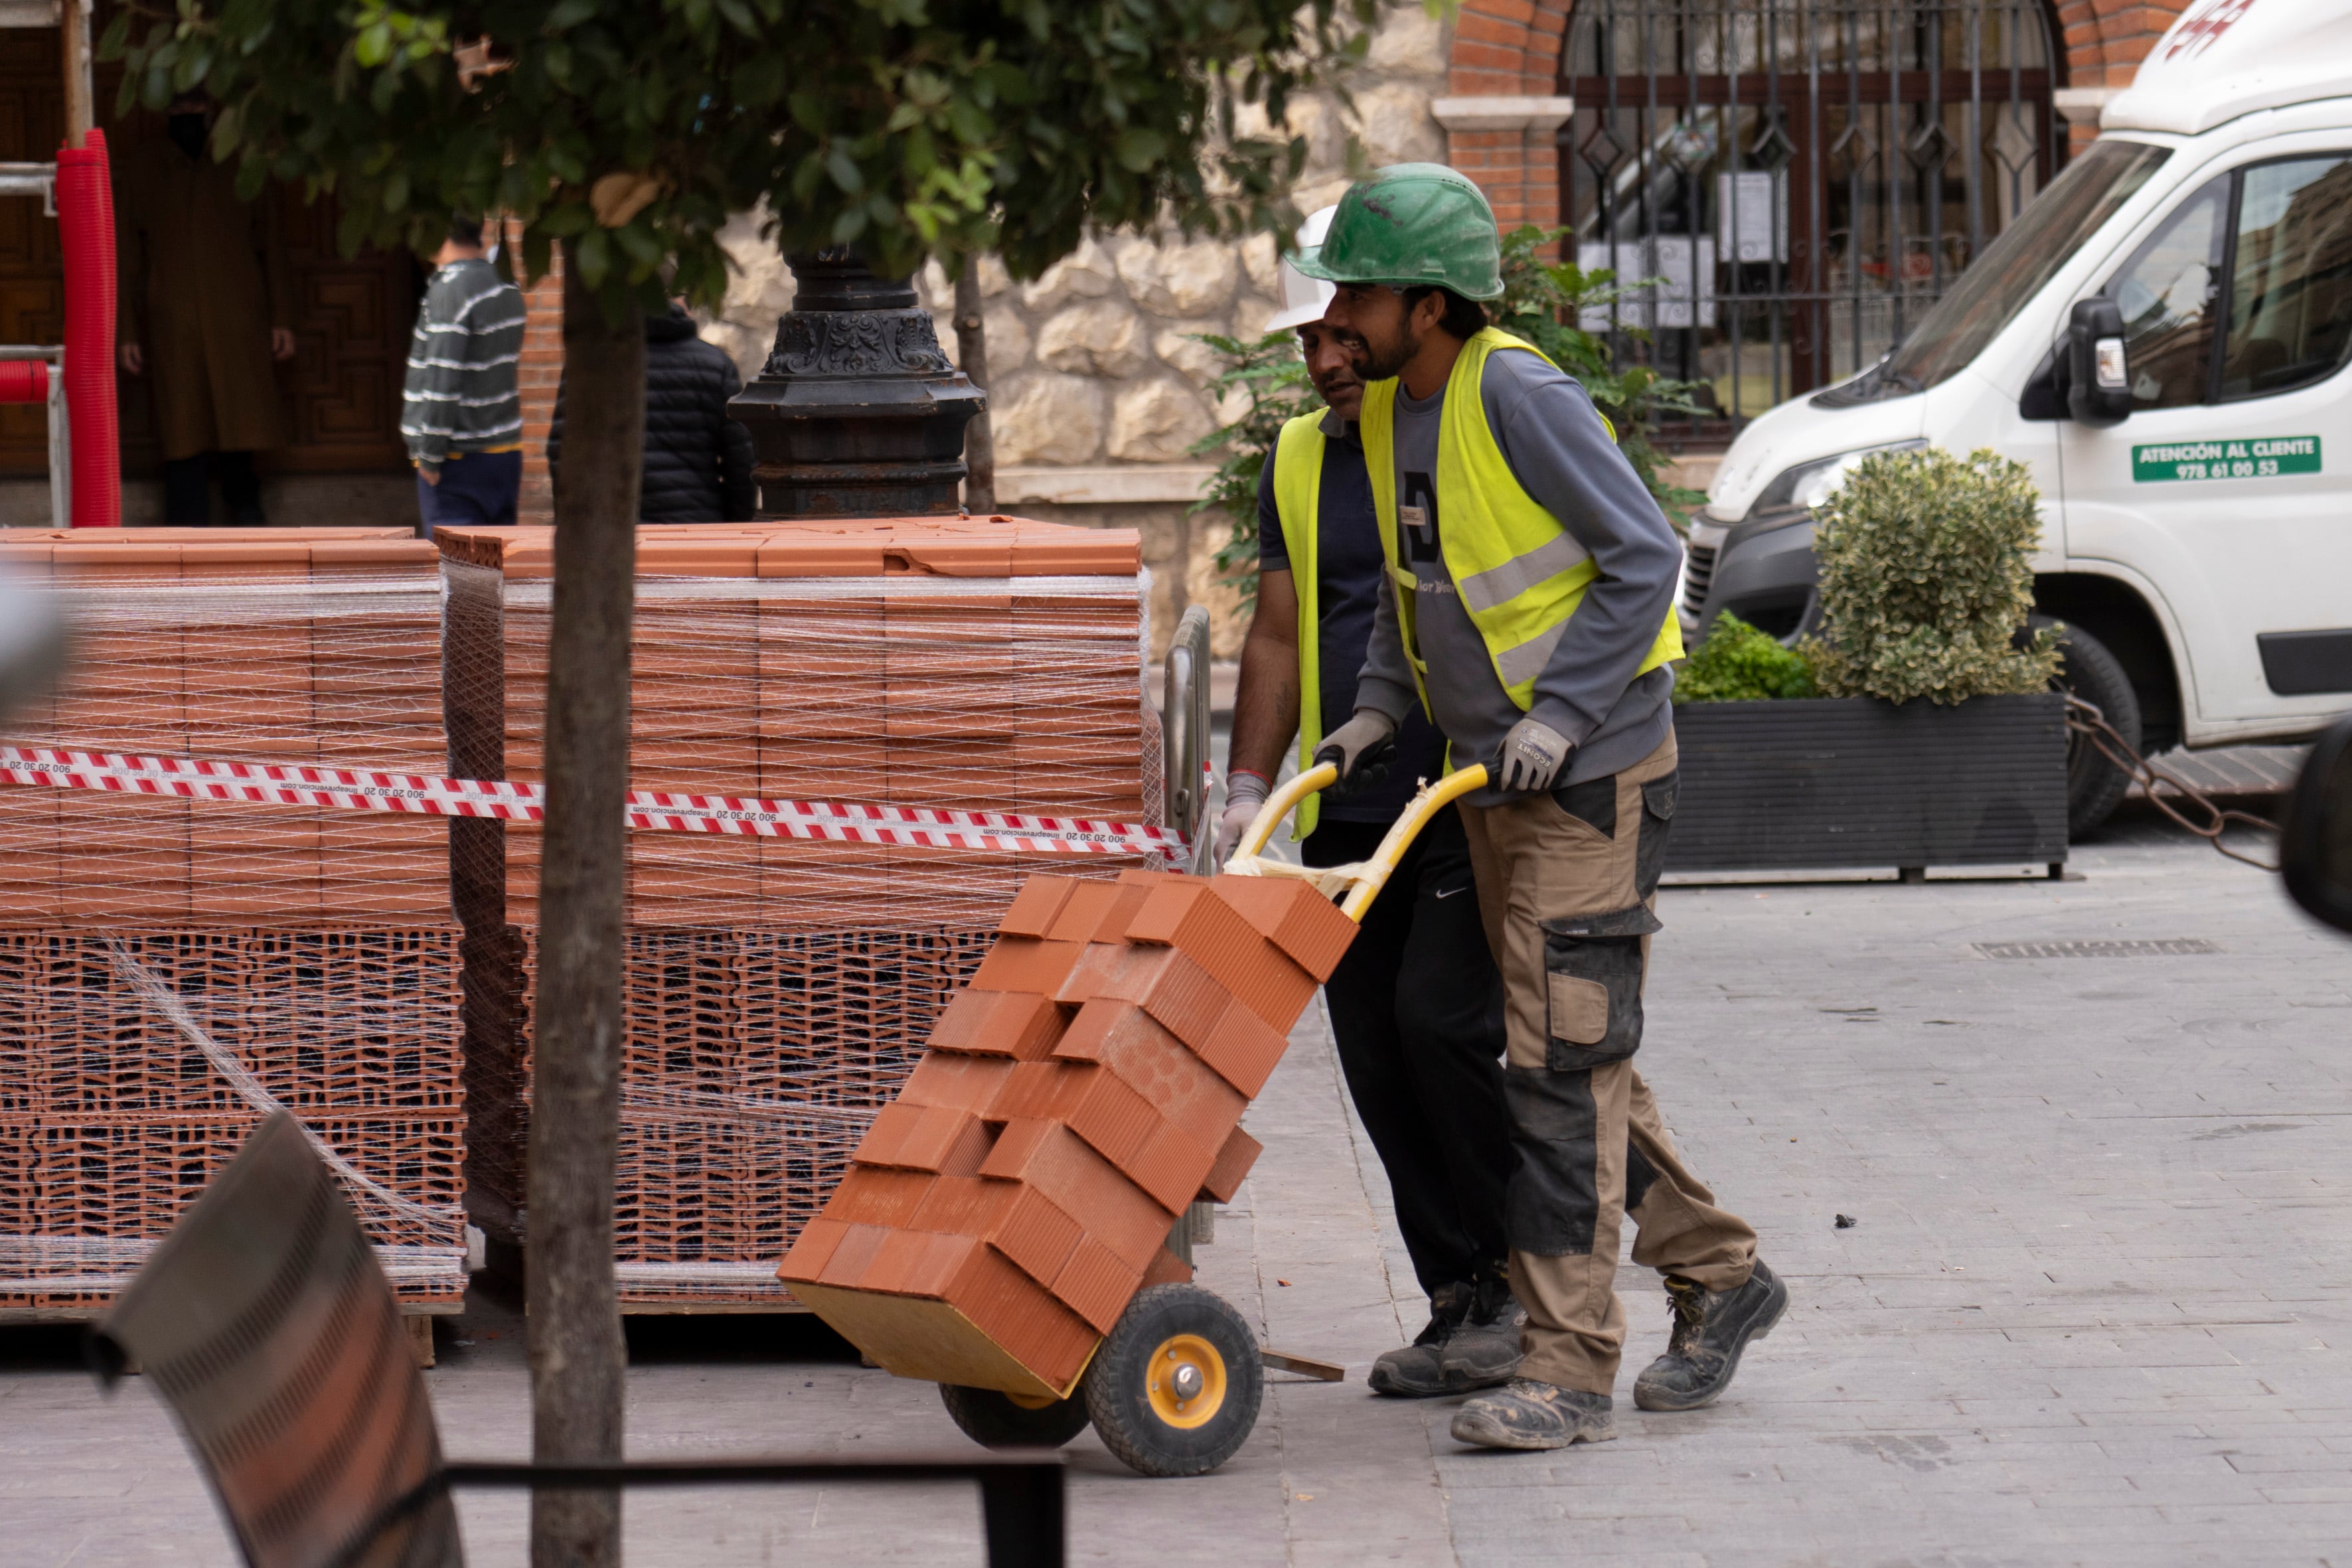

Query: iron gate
[1559,0,2065,427]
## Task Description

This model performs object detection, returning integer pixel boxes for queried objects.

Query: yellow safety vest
[1269,410,1329,840]
[1358,326,1683,716]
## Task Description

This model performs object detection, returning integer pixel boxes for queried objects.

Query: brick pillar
[2053,0,2195,152]
[511,224,563,524]
[1439,0,1576,246]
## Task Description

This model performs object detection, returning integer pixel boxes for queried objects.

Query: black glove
[1312,710,1399,801]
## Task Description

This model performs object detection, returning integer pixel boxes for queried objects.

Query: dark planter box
[1666,692,2068,875]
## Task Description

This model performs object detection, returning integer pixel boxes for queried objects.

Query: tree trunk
[953,257,994,513]
[527,240,643,1568]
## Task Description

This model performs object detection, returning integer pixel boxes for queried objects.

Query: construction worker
[1294,164,1785,1452]
[1215,206,1524,1397]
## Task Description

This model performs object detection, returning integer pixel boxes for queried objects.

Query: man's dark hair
[449,214,486,249]
[1403,285,1489,342]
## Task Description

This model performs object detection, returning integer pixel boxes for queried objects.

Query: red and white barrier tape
[0,745,1189,862]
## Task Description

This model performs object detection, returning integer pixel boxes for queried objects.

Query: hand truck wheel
[938,1381,1093,1449]
[1082,1283,1263,1477]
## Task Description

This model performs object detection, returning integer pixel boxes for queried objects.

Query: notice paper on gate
[0,744,1189,863]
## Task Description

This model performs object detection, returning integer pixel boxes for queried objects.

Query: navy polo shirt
[1255,410,1450,824]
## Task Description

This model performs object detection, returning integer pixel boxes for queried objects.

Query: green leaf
[353,20,391,66]
[1112,126,1164,171]
[544,0,599,31]
[575,226,611,288]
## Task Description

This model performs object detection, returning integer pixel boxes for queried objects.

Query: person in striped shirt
[401,215,526,535]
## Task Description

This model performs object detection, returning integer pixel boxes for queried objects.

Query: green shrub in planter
[1811,446,2061,705]
[1675,611,1820,702]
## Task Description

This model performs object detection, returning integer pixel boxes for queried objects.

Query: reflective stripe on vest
[1359,326,1682,714]
[1269,411,1326,841]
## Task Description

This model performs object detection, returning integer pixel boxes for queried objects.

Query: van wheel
[2034,615,2140,838]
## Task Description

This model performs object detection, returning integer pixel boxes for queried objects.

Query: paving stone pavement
[6,805,2351,1565]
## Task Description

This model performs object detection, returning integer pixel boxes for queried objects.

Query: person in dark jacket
[547,302,757,521]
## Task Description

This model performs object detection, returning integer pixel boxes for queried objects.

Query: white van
[1686,0,2352,834]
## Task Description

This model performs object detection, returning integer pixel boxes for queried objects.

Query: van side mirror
[2282,714,2352,935]
[2067,298,2133,428]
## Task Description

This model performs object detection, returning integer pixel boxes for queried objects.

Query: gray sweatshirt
[400,258,527,473]
[1354,347,1681,804]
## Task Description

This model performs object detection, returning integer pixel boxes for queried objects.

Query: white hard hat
[1265,206,1339,332]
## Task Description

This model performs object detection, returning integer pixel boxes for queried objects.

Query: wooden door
[0,29,415,477]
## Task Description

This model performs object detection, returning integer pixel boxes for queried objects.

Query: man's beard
[1353,319,1420,382]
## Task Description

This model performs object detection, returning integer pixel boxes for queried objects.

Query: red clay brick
[1052,1235,1144,1334]
[1120,1120,1221,1214]
[1141,1247,1194,1289]
[907,1176,1018,1239]
[1054,1000,1246,1152]
[860,1228,979,1296]
[856,1102,994,1174]
[997,874,1079,937]
[943,1246,1099,1391]
[1199,1125,1263,1204]
[1123,880,1312,1028]
[979,1119,1174,1270]
[826,1166,935,1227]
[1191,998,1294,1098]
[1061,1066,1163,1172]
[992,1186,1085,1289]
[969,935,1089,996]
[900,1050,1016,1111]
[988,1059,1093,1123]
[777,1216,851,1282]
[925,987,1068,1060]
[814,1222,892,1289]
[1208,876,1360,982]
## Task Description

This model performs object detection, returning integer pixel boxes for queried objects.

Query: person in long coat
[115,92,295,526]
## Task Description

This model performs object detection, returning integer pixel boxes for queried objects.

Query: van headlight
[1749,439,1928,520]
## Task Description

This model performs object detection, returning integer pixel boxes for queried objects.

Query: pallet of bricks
[438,518,1159,1310]
[0,528,468,1344]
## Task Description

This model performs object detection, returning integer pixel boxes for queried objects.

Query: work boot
[1368,1280,1472,1396]
[1449,1378,1616,1451]
[1435,1272,1525,1390]
[1632,1258,1788,1412]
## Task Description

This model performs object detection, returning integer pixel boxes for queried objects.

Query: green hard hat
[1289,163,1505,301]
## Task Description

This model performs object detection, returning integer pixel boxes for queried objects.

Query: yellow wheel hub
[1144,1333,1227,1429]
[1002,1389,1059,1411]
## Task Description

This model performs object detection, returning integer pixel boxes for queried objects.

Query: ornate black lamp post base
[728,250,985,519]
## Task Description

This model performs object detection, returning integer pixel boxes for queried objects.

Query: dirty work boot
[1632,1259,1788,1412]
[1435,1273,1525,1391]
[1368,1281,1472,1396]
[1450,1378,1616,1451]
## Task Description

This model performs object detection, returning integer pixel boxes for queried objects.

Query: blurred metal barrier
[90,1114,1065,1568]
[1162,605,1214,876]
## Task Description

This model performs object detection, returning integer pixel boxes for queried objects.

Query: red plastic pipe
[0,360,46,404]
[54,129,118,528]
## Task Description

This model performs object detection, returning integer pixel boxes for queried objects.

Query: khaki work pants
[1457,730,1757,1395]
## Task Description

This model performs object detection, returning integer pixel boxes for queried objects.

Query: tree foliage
[106,0,1383,311]
[1810,446,2061,705]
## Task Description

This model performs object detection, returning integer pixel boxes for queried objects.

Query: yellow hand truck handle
[1223,761,1492,922]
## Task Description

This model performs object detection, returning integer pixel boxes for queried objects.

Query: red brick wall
[510,224,562,525]
[2057,0,2194,148]
[1447,0,1575,232]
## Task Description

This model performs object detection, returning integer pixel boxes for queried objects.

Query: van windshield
[1874,139,2174,394]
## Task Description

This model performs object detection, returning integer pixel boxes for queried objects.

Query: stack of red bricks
[437,518,1157,1305]
[779,868,1355,1395]
[0,528,468,1316]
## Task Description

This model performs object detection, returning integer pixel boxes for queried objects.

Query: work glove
[1312,710,1399,801]
[1493,716,1573,794]
[1214,771,1272,865]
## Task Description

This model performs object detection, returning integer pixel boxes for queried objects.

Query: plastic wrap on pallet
[0,531,464,1312]
[0,534,453,925]
[0,927,467,1309]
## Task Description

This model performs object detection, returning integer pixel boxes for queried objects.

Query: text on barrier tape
[0,745,1189,862]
